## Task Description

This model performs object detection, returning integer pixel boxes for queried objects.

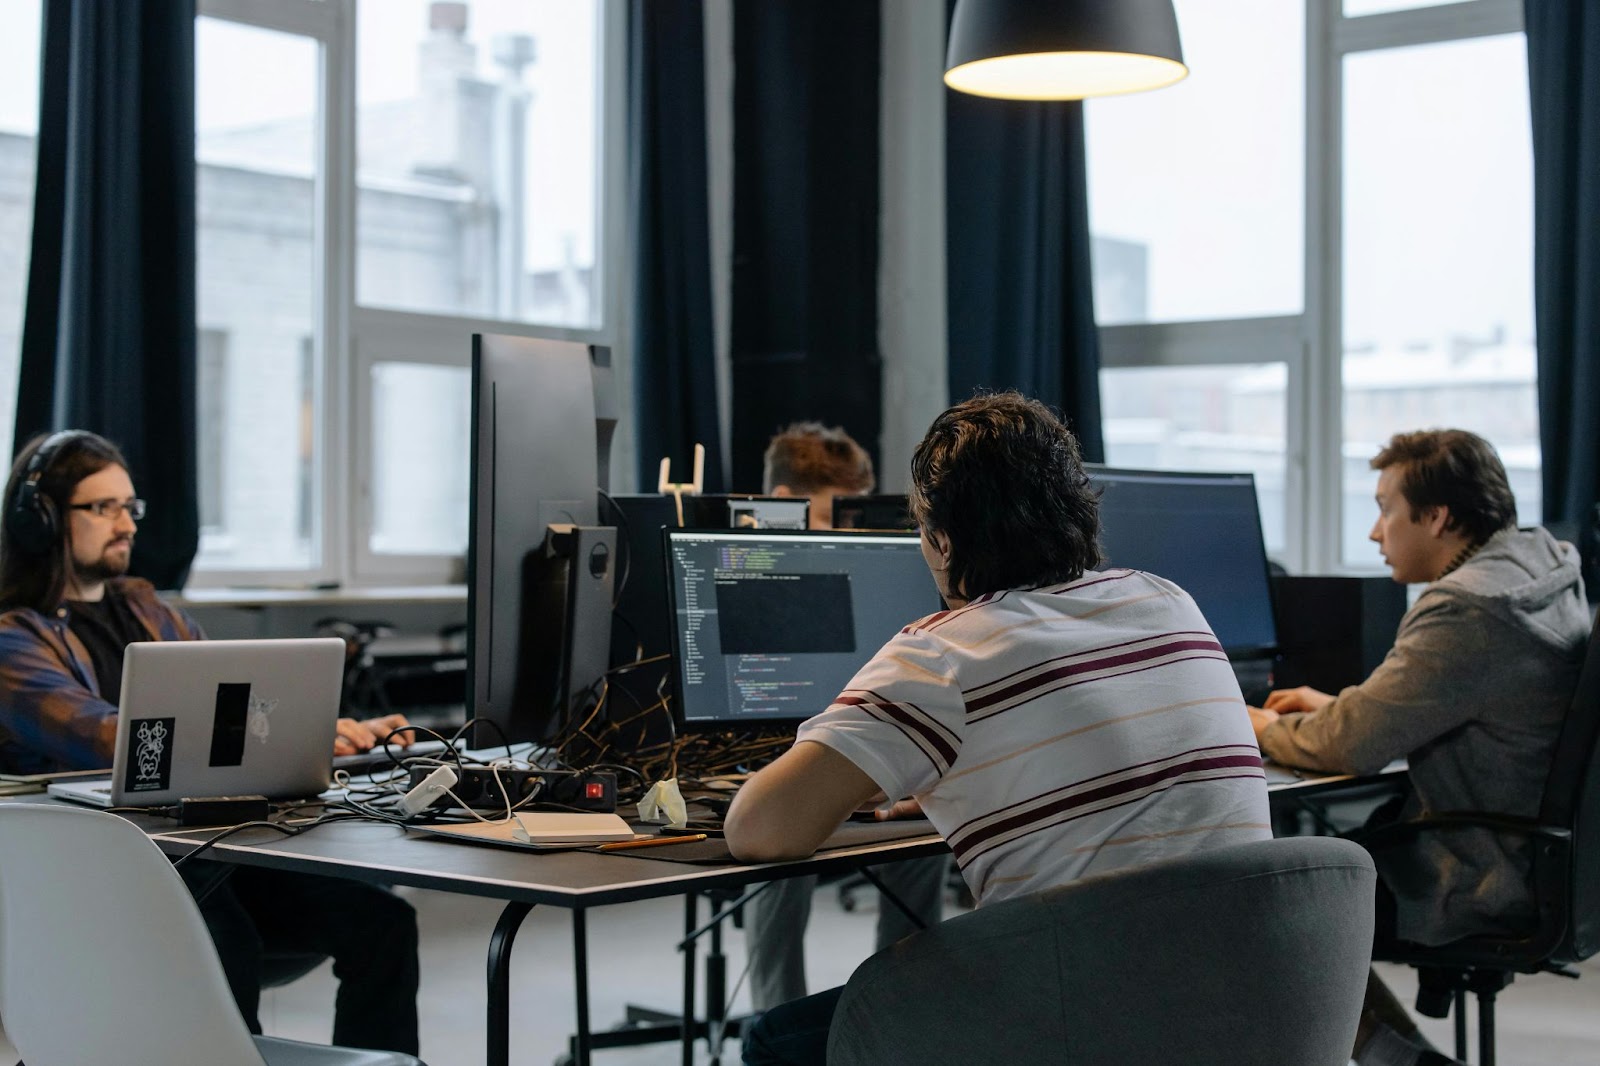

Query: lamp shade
[945,0,1188,101]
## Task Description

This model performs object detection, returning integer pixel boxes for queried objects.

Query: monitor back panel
[664,529,942,729]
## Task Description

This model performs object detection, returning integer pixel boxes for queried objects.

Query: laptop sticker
[248,693,277,744]
[209,683,251,767]
[125,717,175,793]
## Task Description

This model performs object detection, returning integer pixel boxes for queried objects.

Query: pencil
[597,833,709,852]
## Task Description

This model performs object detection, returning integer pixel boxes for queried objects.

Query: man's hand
[1262,686,1335,715]
[874,797,924,821]
[1247,705,1279,745]
[332,713,414,756]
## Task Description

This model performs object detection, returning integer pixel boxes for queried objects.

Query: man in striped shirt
[729,392,1271,1065]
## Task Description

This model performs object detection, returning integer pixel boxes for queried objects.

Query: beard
[73,539,133,584]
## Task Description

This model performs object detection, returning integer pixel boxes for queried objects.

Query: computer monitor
[687,495,809,530]
[1088,466,1279,657]
[604,493,819,744]
[664,529,942,730]
[832,494,914,531]
[467,334,619,744]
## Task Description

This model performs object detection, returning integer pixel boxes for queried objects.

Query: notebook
[48,638,345,808]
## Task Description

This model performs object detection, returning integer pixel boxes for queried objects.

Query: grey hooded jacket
[1261,526,1590,945]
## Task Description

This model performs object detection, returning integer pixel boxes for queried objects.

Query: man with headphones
[0,430,423,1056]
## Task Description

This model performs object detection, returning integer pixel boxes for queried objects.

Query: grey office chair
[1354,613,1600,1066]
[827,836,1376,1066]
[0,803,425,1066]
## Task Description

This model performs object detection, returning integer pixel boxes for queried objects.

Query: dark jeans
[184,862,420,1055]
[742,985,845,1066]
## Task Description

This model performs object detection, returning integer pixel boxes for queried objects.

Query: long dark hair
[0,432,130,612]
[909,392,1101,599]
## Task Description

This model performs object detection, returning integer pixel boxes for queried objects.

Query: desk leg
[707,897,727,1066]
[573,908,592,1066]
[682,892,698,1066]
[487,900,533,1066]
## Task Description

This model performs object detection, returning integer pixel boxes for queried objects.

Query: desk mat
[595,819,939,866]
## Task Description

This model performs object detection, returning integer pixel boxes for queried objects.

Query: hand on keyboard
[334,714,414,757]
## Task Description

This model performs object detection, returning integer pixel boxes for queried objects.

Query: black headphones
[6,431,93,556]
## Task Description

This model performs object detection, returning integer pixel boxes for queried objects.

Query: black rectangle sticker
[209,683,251,767]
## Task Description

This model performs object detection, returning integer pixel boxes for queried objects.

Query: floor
[3,880,1599,1065]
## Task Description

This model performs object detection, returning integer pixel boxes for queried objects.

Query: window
[367,361,469,557]
[1087,0,1304,326]
[190,0,623,587]
[1088,0,1304,556]
[356,0,604,329]
[1090,0,1532,574]
[0,0,42,453]
[1340,32,1537,566]
[194,16,323,572]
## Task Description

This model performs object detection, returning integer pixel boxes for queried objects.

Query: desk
[1265,758,1409,836]
[13,763,1404,1066]
[135,814,947,1066]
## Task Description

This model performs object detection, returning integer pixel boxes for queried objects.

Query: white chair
[0,803,424,1066]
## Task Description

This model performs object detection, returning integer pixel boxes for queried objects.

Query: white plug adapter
[398,765,459,816]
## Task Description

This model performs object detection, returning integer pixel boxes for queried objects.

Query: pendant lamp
[945,0,1188,101]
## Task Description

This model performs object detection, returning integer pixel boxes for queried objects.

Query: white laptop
[48,638,345,808]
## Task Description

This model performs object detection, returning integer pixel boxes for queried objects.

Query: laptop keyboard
[331,738,455,773]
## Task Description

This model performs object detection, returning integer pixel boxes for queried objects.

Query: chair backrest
[827,836,1375,1066]
[1541,612,1600,963]
[0,803,266,1066]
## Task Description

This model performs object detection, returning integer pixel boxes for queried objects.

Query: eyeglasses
[67,498,147,521]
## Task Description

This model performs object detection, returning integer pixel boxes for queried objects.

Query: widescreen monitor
[664,529,942,729]
[1089,467,1279,657]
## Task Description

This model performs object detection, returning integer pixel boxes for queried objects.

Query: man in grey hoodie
[1251,428,1590,1066]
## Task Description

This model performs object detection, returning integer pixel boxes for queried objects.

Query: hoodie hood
[1435,525,1589,656]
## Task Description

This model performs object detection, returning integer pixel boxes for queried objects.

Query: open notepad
[416,812,641,849]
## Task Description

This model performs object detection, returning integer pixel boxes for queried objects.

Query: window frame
[1097,0,1526,575]
[190,0,630,590]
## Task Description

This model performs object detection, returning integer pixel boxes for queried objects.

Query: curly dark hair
[762,422,875,495]
[909,392,1100,599]
[0,431,130,612]
[1370,429,1517,546]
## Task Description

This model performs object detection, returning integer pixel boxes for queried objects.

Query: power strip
[405,766,617,813]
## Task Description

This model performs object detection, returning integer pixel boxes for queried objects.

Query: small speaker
[1272,575,1409,694]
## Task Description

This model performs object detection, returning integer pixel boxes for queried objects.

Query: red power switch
[584,781,606,801]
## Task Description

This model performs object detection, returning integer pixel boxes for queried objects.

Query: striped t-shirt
[796,568,1272,906]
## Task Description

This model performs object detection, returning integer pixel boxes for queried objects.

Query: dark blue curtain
[1527,1,1600,571]
[727,0,882,492]
[629,0,726,493]
[944,16,1104,462]
[16,0,199,589]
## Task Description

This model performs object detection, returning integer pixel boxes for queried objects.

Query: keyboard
[331,738,456,773]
